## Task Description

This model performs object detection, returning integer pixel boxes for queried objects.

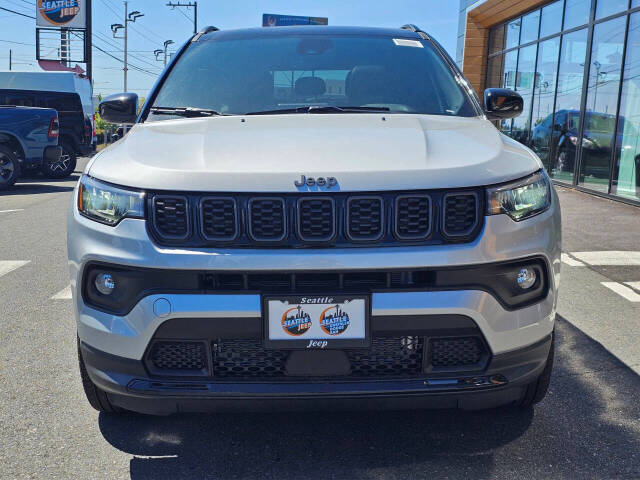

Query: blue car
[0,105,61,190]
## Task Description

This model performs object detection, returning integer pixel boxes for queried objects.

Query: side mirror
[484,88,523,120]
[99,92,138,125]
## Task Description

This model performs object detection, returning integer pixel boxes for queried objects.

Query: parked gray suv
[69,25,560,415]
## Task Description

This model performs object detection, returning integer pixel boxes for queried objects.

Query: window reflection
[506,18,521,49]
[564,0,591,30]
[579,17,626,192]
[521,10,541,44]
[540,1,563,38]
[596,0,630,19]
[550,29,588,182]
[486,54,504,89]
[501,50,519,133]
[512,45,537,144]
[612,12,640,201]
[489,25,506,55]
[530,37,561,164]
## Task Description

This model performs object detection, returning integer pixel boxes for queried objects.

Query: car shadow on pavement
[98,317,640,479]
[0,174,79,196]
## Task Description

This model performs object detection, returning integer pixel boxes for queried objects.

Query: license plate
[263,295,370,349]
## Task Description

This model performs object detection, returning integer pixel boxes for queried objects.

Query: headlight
[77,175,145,225]
[486,170,551,221]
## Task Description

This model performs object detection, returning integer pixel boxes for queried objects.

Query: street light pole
[163,40,174,66]
[124,1,128,92]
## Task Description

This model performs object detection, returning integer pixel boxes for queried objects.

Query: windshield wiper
[150,106,226,118]
[245,105,390,115]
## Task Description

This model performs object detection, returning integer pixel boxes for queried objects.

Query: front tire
[77,339,125,413]
[0,144,21,190]
[42,140,76,178]
[518,335,554,407]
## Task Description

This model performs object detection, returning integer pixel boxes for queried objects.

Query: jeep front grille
[148,190,482,247]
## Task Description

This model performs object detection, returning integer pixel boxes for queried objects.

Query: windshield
[147,33,477,120]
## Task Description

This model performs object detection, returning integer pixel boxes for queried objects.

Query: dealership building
[457,0,640,205]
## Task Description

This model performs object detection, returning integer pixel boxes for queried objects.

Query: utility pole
[124,1,128,91]
[111,3,144,93]
[166,2,197,34]
[8,49,11,70]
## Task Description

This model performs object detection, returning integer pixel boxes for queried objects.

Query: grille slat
[248,198,286,242]
[442,193,478,237]
[153,196,189,239]
[200,197,238,241]
[297,197,335,242]
[395,195,431,240]
[347,196,384,241]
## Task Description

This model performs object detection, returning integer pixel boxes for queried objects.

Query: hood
[89,114,542,192]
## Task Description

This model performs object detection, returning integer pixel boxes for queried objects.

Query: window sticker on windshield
[393,39,423,48]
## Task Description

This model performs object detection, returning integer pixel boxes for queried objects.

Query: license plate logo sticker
[281,306,312,336]
[319,305,350,336]
[266,296,366,342]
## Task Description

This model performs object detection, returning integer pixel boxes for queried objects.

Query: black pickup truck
[0,89,93,178]
[0,106,61,190]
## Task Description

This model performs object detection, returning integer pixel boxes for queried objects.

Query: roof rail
[400,24,430,40]
[192,25,219,42]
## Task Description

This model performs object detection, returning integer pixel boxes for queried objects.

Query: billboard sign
[37,0,86,28]
[263,14,328,27]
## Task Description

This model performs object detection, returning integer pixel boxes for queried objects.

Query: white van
[0,71,94,136]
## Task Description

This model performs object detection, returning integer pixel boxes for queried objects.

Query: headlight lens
[78,175,145,225]
[486,170,551,221]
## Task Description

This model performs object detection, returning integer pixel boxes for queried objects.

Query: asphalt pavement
[0,160,638,479]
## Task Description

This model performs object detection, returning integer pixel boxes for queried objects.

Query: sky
[0,0,460,99]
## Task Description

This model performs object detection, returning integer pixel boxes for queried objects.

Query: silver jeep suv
[69,25,560,415]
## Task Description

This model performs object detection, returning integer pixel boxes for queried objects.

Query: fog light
[95,273,116,295]
[516,268,536,289]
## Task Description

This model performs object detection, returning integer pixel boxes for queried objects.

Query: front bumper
[80,334,552,414]
[68,185,561,411]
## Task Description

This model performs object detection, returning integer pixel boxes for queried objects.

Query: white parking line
[571,251,640,266]
[601,282,640,302]
[0,260,30,277]
[0,209,24,214]
[561,253,586,267]
[51,285,72,300]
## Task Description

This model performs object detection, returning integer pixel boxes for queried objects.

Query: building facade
[457,0,640,205]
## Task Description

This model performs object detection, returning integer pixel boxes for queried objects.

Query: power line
[0,6,35,19]
[0,39,36,46]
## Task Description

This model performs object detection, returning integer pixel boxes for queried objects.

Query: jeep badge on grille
[295,175,337,188]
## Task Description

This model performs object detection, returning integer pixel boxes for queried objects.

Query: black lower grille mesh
[147,336,488,378]
[150,341,205,371]
[429,337,483,367]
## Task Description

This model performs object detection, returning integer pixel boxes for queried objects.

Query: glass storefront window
[550,28,588,182]
[511,45,537,144]
[564,0,591,30]
[530,37,561,164]
[506,18,521,49]
[634,0,640,8]
[612,11,640,201]
[521,10,541,44]
[486,54,504,89]
[502,50,519,133]
[540,1,564,38]
[596,0,630,19]
[578,16,626,192]
[489,24,506,55]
